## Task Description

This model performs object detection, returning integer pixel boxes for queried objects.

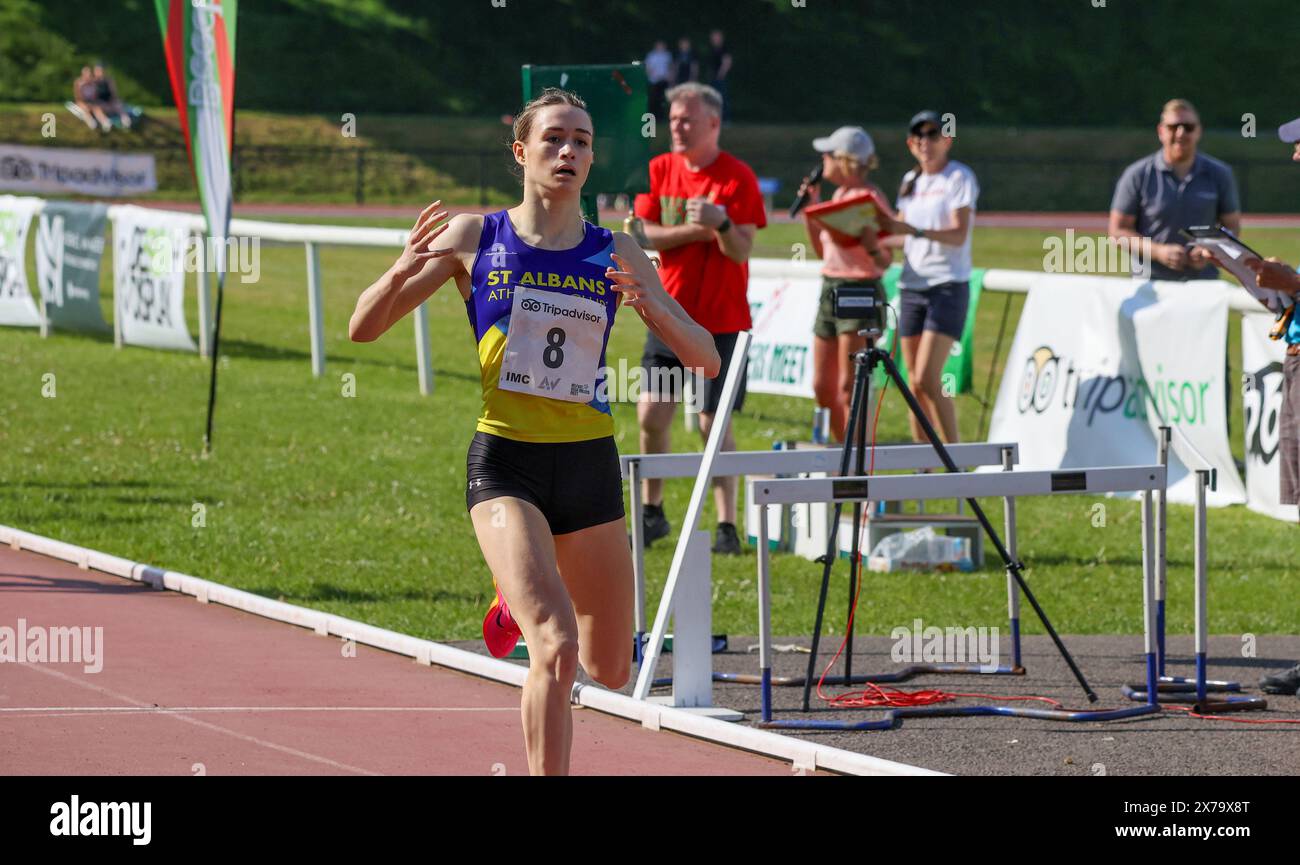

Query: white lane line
[17,665,384,776]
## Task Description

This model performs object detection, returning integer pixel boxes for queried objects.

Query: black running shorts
[465,431,626,535]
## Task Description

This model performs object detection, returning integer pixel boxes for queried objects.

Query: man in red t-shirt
[632,82,767,555]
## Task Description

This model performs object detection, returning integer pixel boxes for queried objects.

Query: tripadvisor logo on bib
[1017,345,1214,427]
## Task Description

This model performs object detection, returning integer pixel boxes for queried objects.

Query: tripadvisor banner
[987,274,1245,507]
[0,195,43,328]
[875,265,984,395]
[112,205,197,353]
[1241,312,1292,521]
[36,201,112,335]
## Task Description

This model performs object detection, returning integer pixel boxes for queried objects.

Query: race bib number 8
[499,285,607,403]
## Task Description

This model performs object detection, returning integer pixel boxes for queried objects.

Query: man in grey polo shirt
[1108,99,1242,281]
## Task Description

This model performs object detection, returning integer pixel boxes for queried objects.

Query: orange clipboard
[803,188,894,243]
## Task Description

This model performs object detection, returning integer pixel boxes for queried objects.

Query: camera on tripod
[831,284,884,334]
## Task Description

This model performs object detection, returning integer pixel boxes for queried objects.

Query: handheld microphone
[788,164,823,218]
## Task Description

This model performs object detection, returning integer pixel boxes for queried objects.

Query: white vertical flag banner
[1241,312,1292,521]
[0,195,43,328]
[746,274,817,399]
[112,205,198,352]
[988,275,1245,507]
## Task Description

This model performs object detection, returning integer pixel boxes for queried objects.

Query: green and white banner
[36,200,112,335]
[112,205,197,353]
[155,0,238,258]
[0,195,43,328]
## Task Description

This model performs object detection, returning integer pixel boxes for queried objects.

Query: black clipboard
[1181,225,1290,312]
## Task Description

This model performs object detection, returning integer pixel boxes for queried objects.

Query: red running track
[0,546,813,776]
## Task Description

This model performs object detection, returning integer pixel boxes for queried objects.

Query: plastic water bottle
[812,408,830,445]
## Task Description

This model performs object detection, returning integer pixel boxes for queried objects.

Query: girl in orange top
[797,126,892,442]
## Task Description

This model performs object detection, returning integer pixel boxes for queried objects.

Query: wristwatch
[718,216,733,234]
[912,225,926,239]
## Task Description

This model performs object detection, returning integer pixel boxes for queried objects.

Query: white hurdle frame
[750,465,1167,721]
[621,443,1021,650]
[1153,424,1221,706]
[631,333,751,705]
[623,439,1022,711]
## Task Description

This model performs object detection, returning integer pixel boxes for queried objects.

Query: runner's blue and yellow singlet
[467,210,620,443]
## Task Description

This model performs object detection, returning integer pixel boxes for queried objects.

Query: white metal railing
[14,197,1275,397]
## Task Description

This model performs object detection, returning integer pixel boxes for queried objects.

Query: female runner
[350,88,720,775]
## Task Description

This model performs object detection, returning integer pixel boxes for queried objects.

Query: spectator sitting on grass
[92,63,133,130]
[72,66,111,132]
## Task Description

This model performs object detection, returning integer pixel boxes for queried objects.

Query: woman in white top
[878,110,979,444]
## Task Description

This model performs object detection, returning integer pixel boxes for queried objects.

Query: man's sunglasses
[911,127,943,140]
[1163,122,1198,133]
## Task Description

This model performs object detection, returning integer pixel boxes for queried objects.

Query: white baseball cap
[1279,117,1300,143]
[813,126,875,163]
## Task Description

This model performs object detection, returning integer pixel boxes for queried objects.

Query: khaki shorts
[814,277,882,340]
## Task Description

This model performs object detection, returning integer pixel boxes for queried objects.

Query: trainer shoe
[712,522,743,555]
[642,503,671,547]
[1259,662,1300,695]
[482,580,522,659]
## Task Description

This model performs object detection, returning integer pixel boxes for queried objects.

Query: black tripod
[799,330,1098,711]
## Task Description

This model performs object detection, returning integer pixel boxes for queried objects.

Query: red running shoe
[482,581,522,658]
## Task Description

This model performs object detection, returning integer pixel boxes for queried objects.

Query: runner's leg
[470,496,578,776]
[553,517,635,689]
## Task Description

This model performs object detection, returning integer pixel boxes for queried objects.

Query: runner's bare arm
[610,232,721,378]
[350,208,479,342]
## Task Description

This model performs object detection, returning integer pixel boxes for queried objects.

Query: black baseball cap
[909,110,942,133]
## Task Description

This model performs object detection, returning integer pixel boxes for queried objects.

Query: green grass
[2,221,1297,642]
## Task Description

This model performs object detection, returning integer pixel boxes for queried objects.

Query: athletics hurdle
[1120,425,1266,711]
[629,333,751,718]
[622,442,1027,699]
[749,465,1169,729]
